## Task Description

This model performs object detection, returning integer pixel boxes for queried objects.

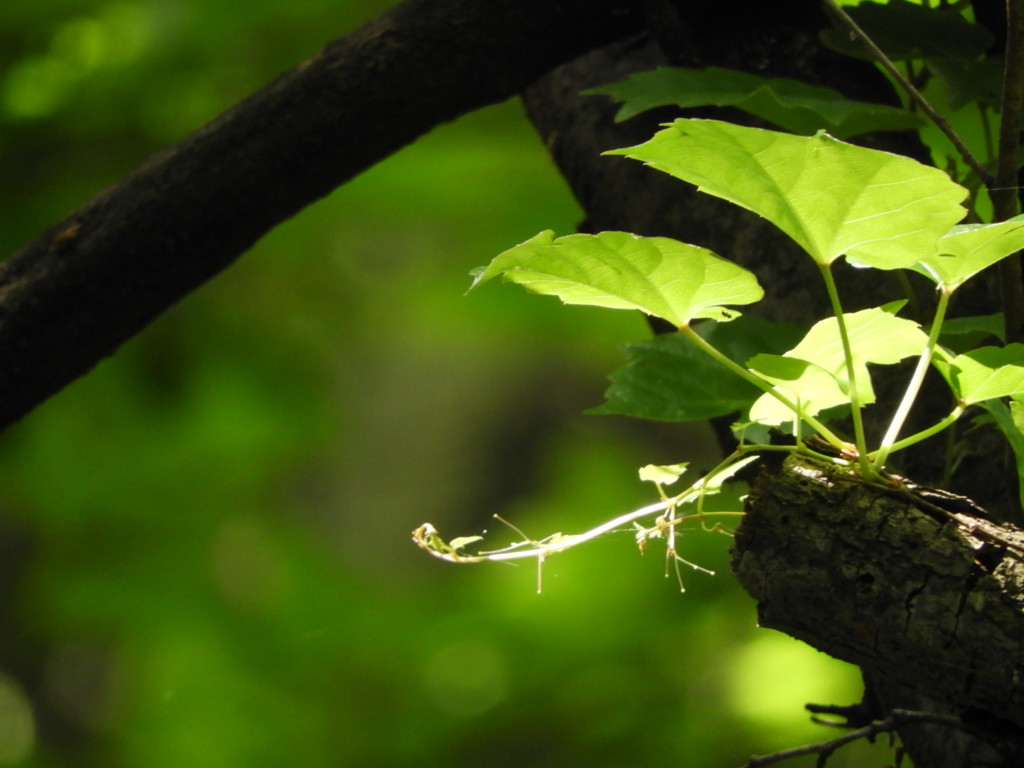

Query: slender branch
[822,0,994,187]
[818,264,873,476]
[0,0,642,430]
[414,452,758,564]
[413,498,671,563]
[413,505,744,564]
[868,406,963,460]
[872,287,952,470]
[743,709,988,768]
[994,0,1024,342]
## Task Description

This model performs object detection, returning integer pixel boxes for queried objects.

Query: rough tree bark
[3,0,1022,765]
[733,455,1024,766]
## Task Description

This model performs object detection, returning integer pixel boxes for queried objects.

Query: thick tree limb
[0,0,641,429]
[733,455,1024,765]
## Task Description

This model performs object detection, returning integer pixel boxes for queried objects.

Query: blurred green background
[0,2,886,766]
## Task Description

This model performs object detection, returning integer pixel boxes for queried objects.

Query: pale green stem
[871,287,952,471]
[818,264,872,476]
[413,454,750,566]
[867,406,964,460]
[679,325,847,448]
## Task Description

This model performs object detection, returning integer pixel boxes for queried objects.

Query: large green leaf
[941,344,1024,404]
[746,306,928,424]
[588,67,921,139]
[591,316,803,421]
[470,230,763,327]
[608,119,967,268]
[747,354,840,425]
[910,215,1024,291]
[926,56,1002,110]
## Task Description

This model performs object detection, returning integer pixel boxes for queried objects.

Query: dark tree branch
[733,455,1024,765]
[0,0,642,430]
[744,709,995,768]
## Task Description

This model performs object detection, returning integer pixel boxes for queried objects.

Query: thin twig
[822,0,994,187]
[994,0,1024,343]
[742,709,987,768]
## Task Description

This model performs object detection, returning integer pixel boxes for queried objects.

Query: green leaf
[588,67,921,139]
[980,399,1024,512]
[470,230,763,327]
[608,120,967,268]
[746,354,813,381]
[746,306,928,425]
[910,215,1024,291]
[591,316,803,421]
[943,344,1024,404]
[936,313,1004,352]
[593,334,758,420]
[678,455,760,502]
[925,56,1002,110]
[639,463,689,485]
[747,355,844,425]
[449,536,485,553]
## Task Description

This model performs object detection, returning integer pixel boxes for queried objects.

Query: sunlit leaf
[943,344,1024,404]
[746,354,813,381]
[678,455,760,502]
[608,119,967,268]
[747,356,845,425]
[910,215,1024,290]
[746,306,928,424]
[470,230,763,327]
[639,463,689,485]
[588,67,921,138]
[449,536,485,552]
[591,316,803,421]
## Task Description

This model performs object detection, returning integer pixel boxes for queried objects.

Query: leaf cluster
[418,0,1024,574]
[473,116,1024,465]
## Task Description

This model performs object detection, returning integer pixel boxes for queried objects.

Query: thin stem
[413,451,752,566]
[413,498,673,563]
[818,264,873,476]
[822,0,994,186]
[744,709,986,768]
[679,325,847,448]
[993,0,1024,342]
[872,288,952,470]
[867,406,964,460]
[940,415,958,488]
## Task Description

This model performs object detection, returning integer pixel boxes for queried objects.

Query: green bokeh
[0,2,877,767]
